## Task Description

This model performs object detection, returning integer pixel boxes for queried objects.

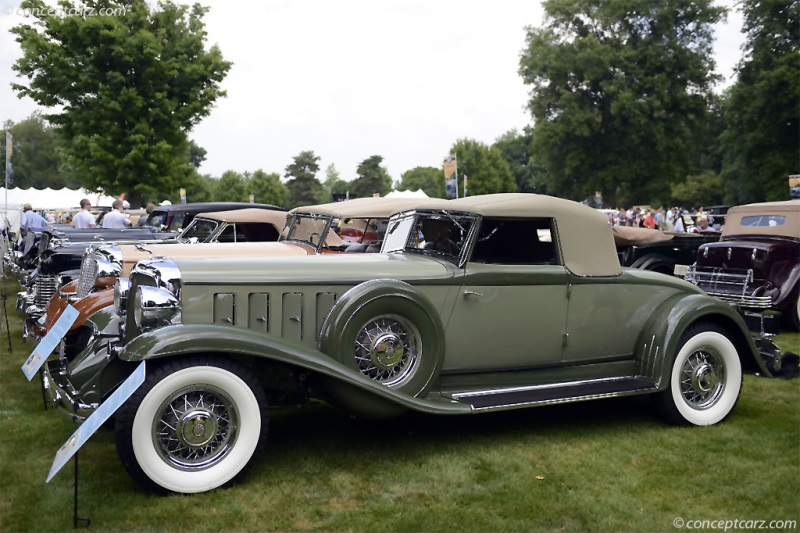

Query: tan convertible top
[194,208,288,227]
[290,196,441,218]
[722,200,800,239]
[413,193,622,277]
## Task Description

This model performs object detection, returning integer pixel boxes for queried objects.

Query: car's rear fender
[634,293,768,385]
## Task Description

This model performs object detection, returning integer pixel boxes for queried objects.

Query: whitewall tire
[116,357,268,494]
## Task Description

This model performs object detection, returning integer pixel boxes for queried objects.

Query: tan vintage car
[35,197,434,360]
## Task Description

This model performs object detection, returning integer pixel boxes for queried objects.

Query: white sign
[47,361,146,483]
[22,305,79,381]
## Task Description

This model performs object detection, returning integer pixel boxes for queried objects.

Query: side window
[470,218,558,265]
[216,225,236,243]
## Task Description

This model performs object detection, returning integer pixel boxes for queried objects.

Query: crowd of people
[607,206,719,233]
[17,199,157,237]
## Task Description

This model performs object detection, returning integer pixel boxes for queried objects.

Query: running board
[449,377,659,412]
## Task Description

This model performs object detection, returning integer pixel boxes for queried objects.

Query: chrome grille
[35,275,58,307]
[77,253,98,298]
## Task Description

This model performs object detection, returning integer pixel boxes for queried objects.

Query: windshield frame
[281,212,334,252]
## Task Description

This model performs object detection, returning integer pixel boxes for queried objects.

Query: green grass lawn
[1,272,798,532]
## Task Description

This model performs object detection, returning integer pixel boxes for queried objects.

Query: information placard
[22,304,79,381]
[47,361,146,483]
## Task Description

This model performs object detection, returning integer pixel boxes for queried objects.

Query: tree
[493,128,548,194]
[184,174,216,204]
[2,113,78,189]
[285,151,327,208]
[350,155,393,198]
[323,163,349,199]
[188,141,208,170]
[450,139,516,197]
[670,170,724,207]
[214,170,249,202]
[719,0,799,203]
[11,0,231,207]
[519,0,724,206]
[398,166,444,198]
[249,170,288,207]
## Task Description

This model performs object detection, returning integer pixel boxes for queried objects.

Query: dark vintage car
[43,193,773,494]
[143,202,284,233]
[684,200,800,330]
[613,226,721,275]
[15,208,296,322]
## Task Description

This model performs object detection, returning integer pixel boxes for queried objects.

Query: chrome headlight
[133,285,180,330]
[114,278,130,312]
[126,257,182,336]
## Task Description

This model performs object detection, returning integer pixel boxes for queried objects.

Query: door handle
[463,290,483,298]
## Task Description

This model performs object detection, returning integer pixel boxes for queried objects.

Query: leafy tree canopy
[214,170,248,202]
[719,0,799,203]
[493,128,548,194]
[519,0,724,206]
[450,138,516,197]
[670,170,724,207]
[350,155,392,198]
[398,166,444,198]
[285,150,327,208]
[249,169,287,207]
[2,112,78,189]
[11,0,231,208]
[323,163,350,198]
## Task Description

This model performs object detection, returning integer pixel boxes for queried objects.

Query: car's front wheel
[655,324,742,426]
[115,356,268,494]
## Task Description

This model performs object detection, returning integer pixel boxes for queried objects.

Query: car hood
[119,241,311,276]
[174,252,454,285]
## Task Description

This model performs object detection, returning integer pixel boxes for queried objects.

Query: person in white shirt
[102,200,132,228]
[72,199,97,229]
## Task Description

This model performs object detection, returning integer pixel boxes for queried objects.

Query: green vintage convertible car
[44,193,771,494]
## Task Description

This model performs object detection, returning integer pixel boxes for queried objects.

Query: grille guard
[685,265,773,308]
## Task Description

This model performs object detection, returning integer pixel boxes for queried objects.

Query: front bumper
[42,359,99,425]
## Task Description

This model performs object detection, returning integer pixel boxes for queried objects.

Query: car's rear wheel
[115,356,268,494]
[655,324,742,426]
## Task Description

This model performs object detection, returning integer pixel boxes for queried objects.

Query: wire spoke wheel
[153,385,238,471]
[678,349,725,410]
[354,314,421,387]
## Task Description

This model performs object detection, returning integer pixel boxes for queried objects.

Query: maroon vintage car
[685,201,800,330]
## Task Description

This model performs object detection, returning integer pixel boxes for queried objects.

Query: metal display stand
[73,452,91,528]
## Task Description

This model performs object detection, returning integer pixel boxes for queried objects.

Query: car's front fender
[118,324,470,416]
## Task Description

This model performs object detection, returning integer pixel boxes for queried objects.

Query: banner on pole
[443,154,457,199]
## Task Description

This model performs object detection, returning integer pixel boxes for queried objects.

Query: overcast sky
[0,0,745,185]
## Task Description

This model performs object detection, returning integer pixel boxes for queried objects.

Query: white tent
[385,189,430,199]
[1,187,118,233]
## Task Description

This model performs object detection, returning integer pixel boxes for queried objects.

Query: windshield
[283,213,333,248]
[384,210,476,261]
[179,218,220,243]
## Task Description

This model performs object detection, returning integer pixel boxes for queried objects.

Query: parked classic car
[142,202,284,232]
[684,200,800,330]
[43,193,770,494]
[16,207,286,326]
[613,226,720,275]
[32,197,430,358]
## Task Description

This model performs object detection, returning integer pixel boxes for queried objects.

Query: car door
[442,218,569,372]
